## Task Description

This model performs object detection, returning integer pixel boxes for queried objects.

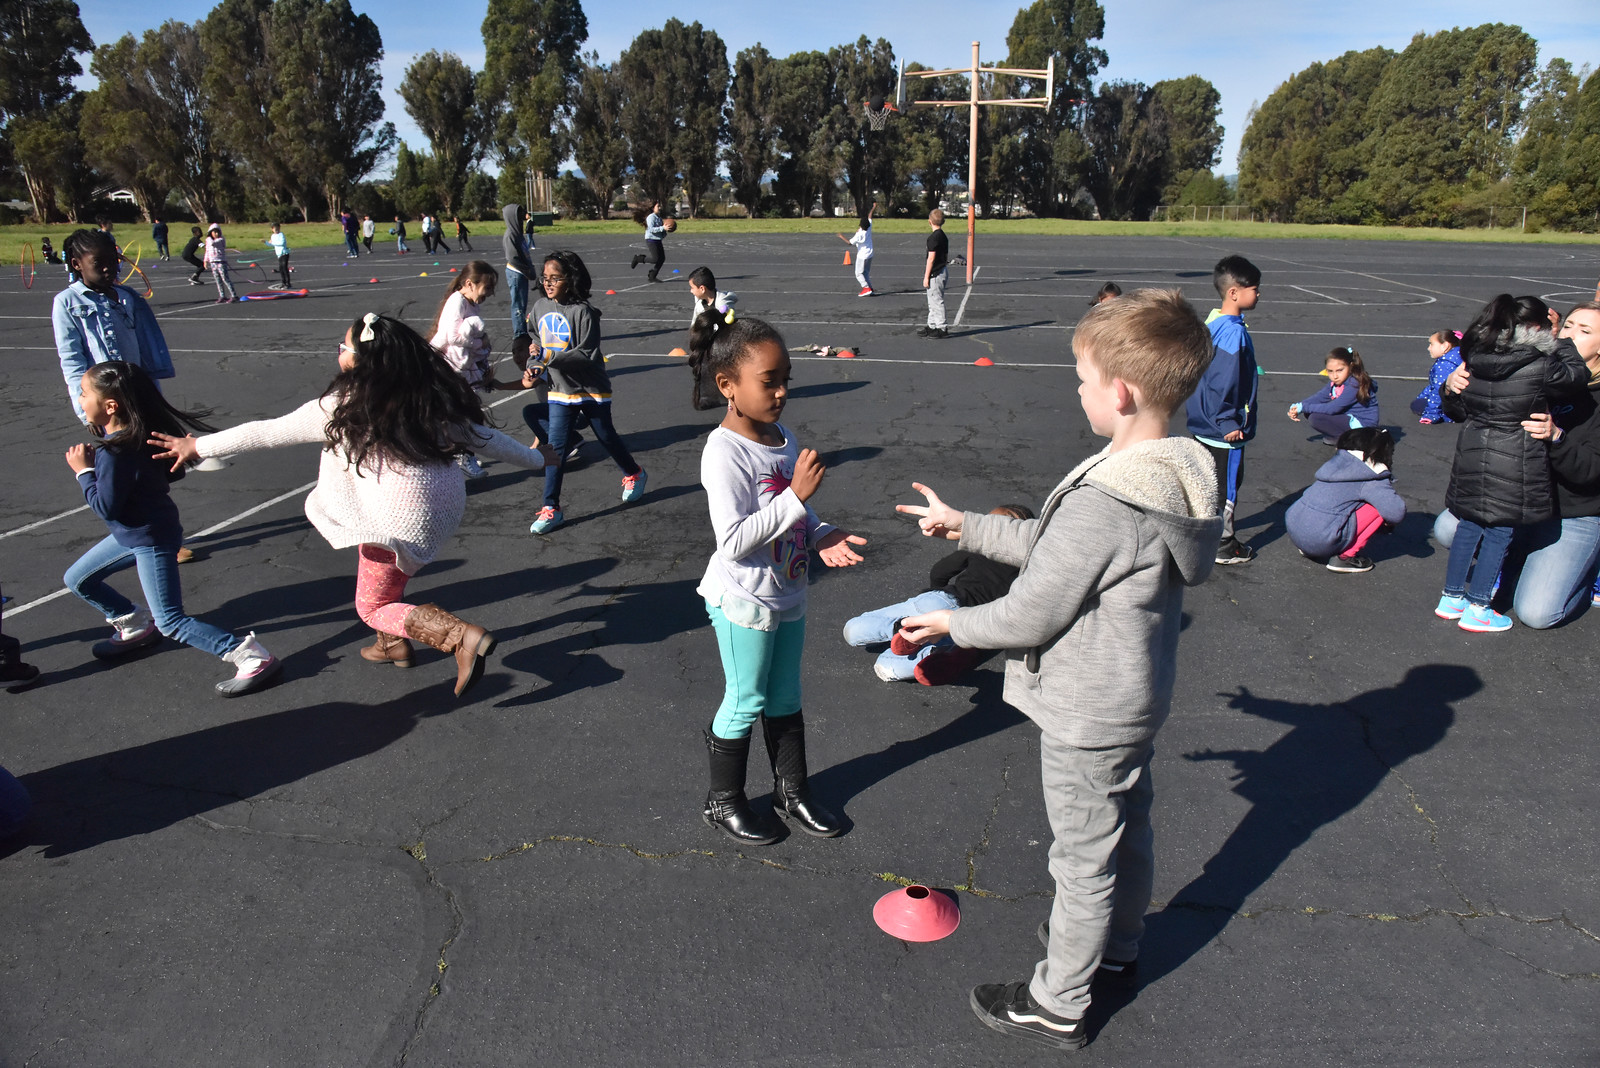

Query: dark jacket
[502,203,533,278]
[77,441,183,548]
[530,296,611,401]
[928,549,1019,607]
[1285,451,1406,557]
[1186,314,1258,443]
[1548,372,1600,519]
[1442,325,1589,527]
[1297,378,1379,427]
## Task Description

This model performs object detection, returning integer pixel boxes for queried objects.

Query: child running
[429,261,502,479]
[1286,427,1406,573]
[203,223,236,303]
[843,504,1033,684]
[1413,329,1464,424]
[847,204,875,296]
[1435,294,1588,632]
[696,316,867,844]
[361,214,375,252]
[454,216,473,252]
[150,313,553,696]
[1288,347,1379,441]
[263,223,292,290]
[63,362,279,696]
[520,250,647,534]
[895,288,1220,1051]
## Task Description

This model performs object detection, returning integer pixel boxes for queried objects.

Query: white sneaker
[92,610,161,659]
[216,632,281,696]
[193,456,228,472]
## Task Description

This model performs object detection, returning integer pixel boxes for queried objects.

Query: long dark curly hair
[323,314,489,472]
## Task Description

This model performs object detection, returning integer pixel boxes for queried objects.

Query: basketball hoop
[864,100,898,132]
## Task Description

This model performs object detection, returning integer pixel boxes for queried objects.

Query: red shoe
[859,286,873,296]
[888,629,919,657]
[913,645,984,686]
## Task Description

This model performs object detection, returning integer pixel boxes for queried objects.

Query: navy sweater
[77,441,183,548]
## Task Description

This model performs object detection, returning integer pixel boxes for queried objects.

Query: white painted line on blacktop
[1289,284,1349,305]
[953,267,981,327]
[0,504,90,541]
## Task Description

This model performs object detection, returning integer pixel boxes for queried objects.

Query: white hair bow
[359,312,379,342]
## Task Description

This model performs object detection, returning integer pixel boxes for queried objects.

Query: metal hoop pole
[967,41,978,285]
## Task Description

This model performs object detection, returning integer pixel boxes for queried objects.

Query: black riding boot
[0,634,40,693]
[703,728,778,845]
[761,712,841,837]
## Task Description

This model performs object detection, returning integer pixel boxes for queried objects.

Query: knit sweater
[194,396,545,574]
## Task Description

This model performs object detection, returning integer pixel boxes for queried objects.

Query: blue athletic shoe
[1459,604,1513,633]
[529,506,564,534]
[1434,594,1470,620]
[621,469,648,503]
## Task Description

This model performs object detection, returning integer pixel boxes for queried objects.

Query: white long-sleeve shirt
[849,226,874,257]
[430,292,492,387]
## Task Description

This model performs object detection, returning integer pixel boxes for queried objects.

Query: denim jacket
[52,281,174,423]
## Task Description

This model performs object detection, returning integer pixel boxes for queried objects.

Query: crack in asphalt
[954,754,1012,896]
[396,839,464,1067]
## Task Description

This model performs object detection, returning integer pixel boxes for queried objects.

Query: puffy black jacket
[1443,326,1588,526]
[1548,374,1600,519]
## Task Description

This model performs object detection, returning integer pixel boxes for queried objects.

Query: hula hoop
[117,240,144,286]
[20,244,35,290]
[122,263,153,298]
[238,288,309,301]
[232,256,269,287]
[122,239,141,270]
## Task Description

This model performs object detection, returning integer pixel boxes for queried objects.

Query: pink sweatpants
[1341,504,1386,558]
[355,545,416,635]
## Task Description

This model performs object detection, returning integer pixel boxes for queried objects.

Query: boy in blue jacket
[1186,254,1261,564]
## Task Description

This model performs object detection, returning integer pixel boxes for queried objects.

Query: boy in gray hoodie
[899,288,1222,1050]
[502,203,536,337]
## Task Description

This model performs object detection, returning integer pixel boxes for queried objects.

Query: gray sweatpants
[926,268,947,328]
[1030,733,1155,1018]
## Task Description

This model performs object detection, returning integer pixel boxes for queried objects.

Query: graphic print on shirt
[758,463,809,581]
[536,309,571,372]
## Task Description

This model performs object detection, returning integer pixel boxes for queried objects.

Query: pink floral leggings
[355,545,416,635]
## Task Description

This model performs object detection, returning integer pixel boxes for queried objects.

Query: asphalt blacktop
[1,231,1598,1066]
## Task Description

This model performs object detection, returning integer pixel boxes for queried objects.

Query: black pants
[434,235,452,253]
[362,236,373,251]
[183,252,205,281]
[646,238,664,279]
[458,234,472,251]
[277,255,291,288]
[421,232,435,253]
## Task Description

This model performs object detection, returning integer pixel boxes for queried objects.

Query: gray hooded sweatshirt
[502,203,534,278]
[948,437,1221,748]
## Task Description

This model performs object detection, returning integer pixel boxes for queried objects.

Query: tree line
[1238,23,1600,230]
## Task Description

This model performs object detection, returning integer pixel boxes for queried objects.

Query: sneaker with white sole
[969,980,1087,1050]
[1434,593,1470,620]
[457,453,486,479]
[529,506,564,534]
[92,611,161,659]
[1326,554,1373,573]
[621,469,648,502]
[193,456,228,472]
[1459,603,1513,633]
[215,632,280,696]
[859,286,873,296]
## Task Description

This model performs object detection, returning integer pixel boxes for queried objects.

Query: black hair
[997,503,1036,521]
[1462,294,1551,359]
[541,250,592,302]
[1326,346,1375,405]
[322,314,490,472]
[1091,281,1122,305]
[1429,328,1462,349]
[63,228,114,265]
[703,315,786,386]
[688,266,716,290]
[1213,254,1261,296]
[81,361,216,457]
[858,216,871,230]
[190,225,202,236]
[1334,426,1394,469]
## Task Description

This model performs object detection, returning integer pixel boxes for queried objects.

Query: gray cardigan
[948,438,1221,747]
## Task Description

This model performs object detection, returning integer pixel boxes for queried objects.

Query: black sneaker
[1214,537,1255,565]
[969,980,1087,1050]
[927,328,949,339]
[1036,922,1140,989]
[1327,554,1373,573]
[916,325,932,337]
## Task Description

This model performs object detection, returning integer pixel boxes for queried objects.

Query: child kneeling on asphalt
[896,288,1221,1050]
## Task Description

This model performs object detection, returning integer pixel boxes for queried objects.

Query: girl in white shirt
[848,205,875,295]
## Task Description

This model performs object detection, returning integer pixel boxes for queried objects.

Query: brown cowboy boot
[359,629,414,668]
[401,603,496,697]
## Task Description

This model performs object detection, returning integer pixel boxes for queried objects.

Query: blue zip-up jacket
[1285,450,1406,557]
[1414,347,1462,423]
[52,280,175,424]
[645,212,666,241]
[76,441,183,548]
[1296,378,1380,427]
[1186,313,1258,443]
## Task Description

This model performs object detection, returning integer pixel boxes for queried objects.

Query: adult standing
[501,203,535,337]
[918,208,949,340]
[1433,302,1600,628]
[340,210,360,257]
[629,200,667,282]
[151,217,170,260]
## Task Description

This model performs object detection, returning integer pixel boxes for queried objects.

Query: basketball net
[864,101,897,132]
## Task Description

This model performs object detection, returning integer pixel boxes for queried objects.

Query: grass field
[6,215,1600,269]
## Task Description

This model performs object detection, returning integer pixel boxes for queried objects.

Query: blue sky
[76,1,1599,177]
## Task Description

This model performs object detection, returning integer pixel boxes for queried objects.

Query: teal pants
[707,602,804,738]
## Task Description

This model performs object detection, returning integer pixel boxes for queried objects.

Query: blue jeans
[1442,518,1515,606]
[707,603,803,738]
[522,399,640,510]
[0,763,30,838]
[396,236,408,253]
[1434,510,1600,628]
[63,535,237,657]
[508,270,529,338]
[344,233,360,256]
[842,589,958,680]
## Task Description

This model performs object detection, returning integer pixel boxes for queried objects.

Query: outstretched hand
[895,482,963,540]
[816,529,867,567]
[149,431,200,473]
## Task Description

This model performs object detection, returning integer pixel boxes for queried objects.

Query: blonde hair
[929,208,944,226]
[1072,288,1212,413]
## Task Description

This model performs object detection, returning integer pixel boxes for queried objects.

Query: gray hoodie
[502,203,533,277]
[948,437,1221,747]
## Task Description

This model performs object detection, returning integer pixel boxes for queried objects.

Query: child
[843,504,1033,685]
[1,580,42,693]
[52,230,177,425]
[180,226,205,284]
[420,212,436,254]
[429,261,501,478]
[687,266,738,329]
[895,288,1220,1050]
[502,203,535,338]
[340,210,360,257]
[1413,329,1463,424]
[62,362,278,696]
[454,216,473,252]
[520,250,647,534]
[392,215,409,254]
[150,314,553,697]
[1187,254,1260,565]
[203,223,236,303]
[1285,427,1406,573]
[1288,347,1379,440]
[361,214,375,252]
[1091,281,1122,305]
[919,208,949,339]
[152,217,169,260]
[629,200,667,282]
[431,211,453,253]
[697,315,867,844]
[848,206,874,295]
[1436,294,1588,632]
[264,223,292,290]
[40,236,60,264]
